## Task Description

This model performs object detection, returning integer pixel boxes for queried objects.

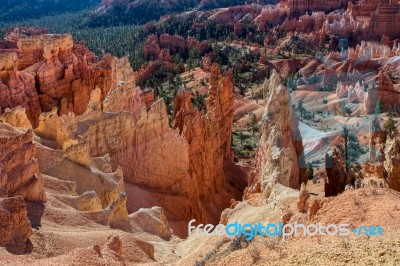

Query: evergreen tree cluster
[0,0,99,23]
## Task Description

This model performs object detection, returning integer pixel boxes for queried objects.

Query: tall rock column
[173,64,235,200]
[384,138,400,191]
[245,70,306,202]
[207,64,234,162]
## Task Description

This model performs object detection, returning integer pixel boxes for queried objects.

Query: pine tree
[375,99,383,115]
[306,162,314,180]
[340,125,365,171]
[297,100,306,118]
[249,113,259,146]
[384,114,397,138]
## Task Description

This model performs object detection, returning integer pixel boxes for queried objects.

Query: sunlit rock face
[0,31,115,127]
[384,138,400,192]
[0,196,32,248]
[365,72,400,114]
[0,122,46,229]
[244,70,306,204]
[280,0,350,15]
[9,37,241,236]
[0,123,46,204]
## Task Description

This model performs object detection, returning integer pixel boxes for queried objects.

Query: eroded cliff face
[0,50,41,127]
[0,123,46,205]
[0,31,115,127]
[7,32,242,237]
[280,0,350,15]
[0,27,245,242]
[143,34,209,61]
[244,70,306,204]
[173,65,235,198]
[363,116,400,192]
[365,72,400,114]
[325,147,349,197]
[171,64,241,225]
[384,138,400,191]
[0,196,32,248]
[0,122,46,244]
[103,57,143,121]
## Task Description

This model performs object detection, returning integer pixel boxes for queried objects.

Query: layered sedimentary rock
[137,60,178,86]
[361,117,400,191]
[144,34,209,61]
[0,123,45,203]
[103,57,143,121]
[129,206,172,240]
[173,64,234,202]
[0,196,32,248]
[324,147,349,197]
[348,0,382,17]
[0,107,32,129]
[126,100,190,191]
[370,2,400,40]
[5,27,49,43]
[143,35,161,61]
[1,29,243,238]
[0,50,41,127]
[141,34,210,84]
[0,31,115,127]
[280,0,350,16]
[34,117,132,231]
[127,64,237,233]
[336,80,366,103]
[384,138,400,191]
[33,62,239,236]
[365,72,400,113]
[279,1,400,43]
[244,70,306,202]
[363,116,386,182]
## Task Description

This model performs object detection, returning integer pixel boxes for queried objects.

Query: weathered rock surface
[103,57,143,122]
[0,123,46,203]
[280,0,349,16]
[244,70,306,203]
[129,206,172,240]
[140,89,155,110]
[297,183,310,213]
[0,50,41,127]
[0,32,116,127]
[366,73,400,114]
[0,196,32,247]
[32,61,242,237]
[0,107,32,129]
[324,147,349,197]
[384,138,400,191]
[144,34,209,61]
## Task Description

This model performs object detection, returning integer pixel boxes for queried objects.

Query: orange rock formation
[244,70,307,203]
[0,31,116,127]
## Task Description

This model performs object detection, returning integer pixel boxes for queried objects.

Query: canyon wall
[365,72,400,114]
[2,31,243,237]
[144,34,209,61]
[0,123,46,220]
[0,32,116,127]
[0,196,32,248]
[280,0,350,15]
[280,1,400,42]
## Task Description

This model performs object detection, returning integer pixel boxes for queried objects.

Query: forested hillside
[0,0,100,22]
